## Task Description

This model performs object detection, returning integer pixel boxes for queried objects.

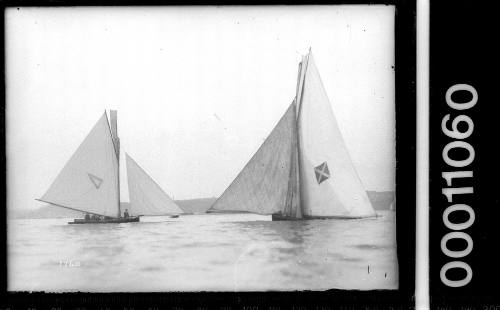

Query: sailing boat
[36,110,140,224]
[209,49,376,220]
[125,153,184,218]
[389,197,396,211]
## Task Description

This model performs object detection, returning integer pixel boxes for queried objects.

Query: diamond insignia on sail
[87,173,103,189]
[314,162,330,185]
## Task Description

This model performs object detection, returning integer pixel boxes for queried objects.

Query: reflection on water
[8,211,398,291]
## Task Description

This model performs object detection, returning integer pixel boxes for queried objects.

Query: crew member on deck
[85,213,90,221]
[124,209,129,218]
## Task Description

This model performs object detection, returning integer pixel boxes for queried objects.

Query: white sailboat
[36,110,140,224]
[209,50,376,220]
[125,153,184,217]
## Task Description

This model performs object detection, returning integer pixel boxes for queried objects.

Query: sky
[6,5,395,211]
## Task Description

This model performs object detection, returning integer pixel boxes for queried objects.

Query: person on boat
[84,213,90,221]
[124,209,129,218]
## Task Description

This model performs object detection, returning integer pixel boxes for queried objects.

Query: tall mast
[110,110,121,217]
[295,52,309,213]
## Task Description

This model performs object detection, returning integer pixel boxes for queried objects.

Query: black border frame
[0,1,416,308]
[429,0,499,308]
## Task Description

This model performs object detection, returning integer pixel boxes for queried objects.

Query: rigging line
[34,198,115,218]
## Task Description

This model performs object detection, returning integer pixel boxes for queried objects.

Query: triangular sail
[282,100,302,218]
[39,113,120,217]
[297,52,376,218]
[126,153,183,216]
[209,102,298,215]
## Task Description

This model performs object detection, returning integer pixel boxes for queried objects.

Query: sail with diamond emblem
[210,50,375,219]
[297,51,375,218]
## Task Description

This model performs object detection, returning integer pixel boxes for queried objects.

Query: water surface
[8,211,398,291]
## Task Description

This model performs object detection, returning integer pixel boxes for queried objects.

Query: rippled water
[8,211,398,291]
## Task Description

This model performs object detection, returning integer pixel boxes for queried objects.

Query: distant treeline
[12,192,393,219]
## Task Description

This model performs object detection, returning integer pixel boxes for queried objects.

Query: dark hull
[271,214,302,221]
[206,210,251,214]
[68,216,140,224]
[271,214,378,221]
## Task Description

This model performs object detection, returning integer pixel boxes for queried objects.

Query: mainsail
[297,52,375,218]
[38,112,120,217]
[126,153,183,216]
[210,50,376,219]
[210,103,298,215]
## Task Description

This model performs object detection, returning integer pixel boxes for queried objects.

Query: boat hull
[206,210,251,214]
[68,216,140,224]
[271,214,378,221]
[271,214,302,221]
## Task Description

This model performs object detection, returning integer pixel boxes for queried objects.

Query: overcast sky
[6,5,395,211]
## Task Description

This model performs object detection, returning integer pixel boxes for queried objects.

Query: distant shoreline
[11,191,394,219]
